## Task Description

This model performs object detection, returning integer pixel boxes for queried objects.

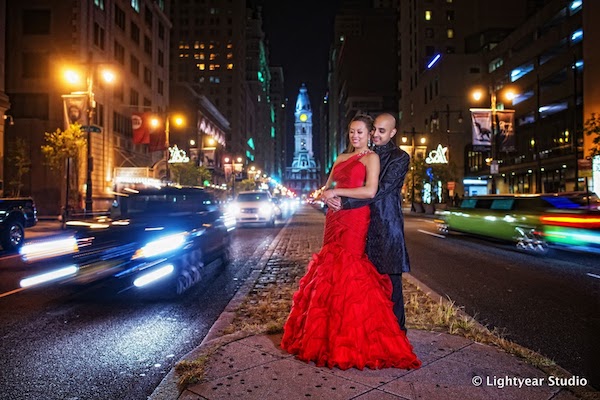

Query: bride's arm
[323,154,380,200]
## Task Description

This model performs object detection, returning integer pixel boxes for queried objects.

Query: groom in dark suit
[326,112,411,331]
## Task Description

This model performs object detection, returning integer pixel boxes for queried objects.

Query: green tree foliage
[584,112,600,158]
[170,162,212,186]
[40,123,86,207]
[238,178,257,191]
[6,137,31,197]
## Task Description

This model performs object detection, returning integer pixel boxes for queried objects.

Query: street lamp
[63,61,116,216]
[150,114,185,182]
[470,85,517,194]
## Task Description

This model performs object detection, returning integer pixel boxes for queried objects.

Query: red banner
[148,127,166,152]
[131,112,150,144]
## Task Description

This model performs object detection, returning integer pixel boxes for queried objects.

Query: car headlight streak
[131,232,187,259]
[20,237,79,262]
[133,264,174,287]
[20,265,79,288]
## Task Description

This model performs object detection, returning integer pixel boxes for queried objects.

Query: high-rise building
[246,7,272,172]
[4,0,170,214]
[398,0,547,200]
[170,0,249,160]
[269,66,287,182]
[326,1,398,176]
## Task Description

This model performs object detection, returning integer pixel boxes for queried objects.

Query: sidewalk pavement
[150,206,596,400]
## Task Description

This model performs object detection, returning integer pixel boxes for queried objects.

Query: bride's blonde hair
[344,113,374,153]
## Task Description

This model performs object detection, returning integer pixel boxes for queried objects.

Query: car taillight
[540,214,600,229]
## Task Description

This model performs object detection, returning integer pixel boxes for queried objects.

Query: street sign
[490,160,499,175]
[80,125,102,133]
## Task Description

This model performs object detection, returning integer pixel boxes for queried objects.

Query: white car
[229,191,277,227]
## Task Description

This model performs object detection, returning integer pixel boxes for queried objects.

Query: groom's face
[372,115,397,146]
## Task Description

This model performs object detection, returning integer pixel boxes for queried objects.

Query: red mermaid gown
[281,152,421,370]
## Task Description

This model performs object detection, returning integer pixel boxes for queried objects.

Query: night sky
[252,0,342,161]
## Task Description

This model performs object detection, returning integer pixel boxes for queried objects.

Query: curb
[149,218,293,400]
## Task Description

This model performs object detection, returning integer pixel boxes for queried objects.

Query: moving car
[19,186,231,296]
[435,192,600,254]
[229,190,277,227]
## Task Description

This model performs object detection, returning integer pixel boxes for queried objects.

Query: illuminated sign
[426,144,448,164]
[168,145,190,163]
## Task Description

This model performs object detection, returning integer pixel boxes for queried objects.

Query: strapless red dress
[281,152,421,370]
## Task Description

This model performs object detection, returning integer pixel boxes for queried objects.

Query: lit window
[209,44,215,49]
[447,29,454,38]
[227,52,233,59]
[131,0,139,12]
[425,10,432,21]
[571,29,583,44]
[209,64,215,70]
[198,64,205,70]
[226,43,233,49]
[227,63,234,70]
[200,43,205,49]
[209,53,217,60]
[200,53,205,60]
[194,41,200,49]
[510,62,534,82]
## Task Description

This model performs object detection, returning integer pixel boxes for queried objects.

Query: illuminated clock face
[299,113,308,122]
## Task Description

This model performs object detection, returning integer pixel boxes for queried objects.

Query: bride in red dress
[281,114,421,371]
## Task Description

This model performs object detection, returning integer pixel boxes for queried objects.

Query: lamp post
[151,114,184,182]
[63,59,116,216]
[471,86,516,194]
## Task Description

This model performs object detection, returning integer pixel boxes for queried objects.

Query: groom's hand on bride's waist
[326,197,342,211]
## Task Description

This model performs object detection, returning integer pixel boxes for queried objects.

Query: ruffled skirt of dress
[281,242,422,371]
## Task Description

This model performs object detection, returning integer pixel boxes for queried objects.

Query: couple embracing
[281,113,421,370]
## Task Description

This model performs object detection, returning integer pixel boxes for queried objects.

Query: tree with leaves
[584,112,600,158]
[6,137,31,197]
[41,123,86,210]
[169,162,212,186]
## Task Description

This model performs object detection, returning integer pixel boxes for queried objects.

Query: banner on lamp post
[62,94,88,129]
[496,110,516,153]
[131,112,151,144]
[470,108,492,148]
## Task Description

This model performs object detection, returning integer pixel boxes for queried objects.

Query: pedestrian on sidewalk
[326,112,411,332]
[281,113,421,371]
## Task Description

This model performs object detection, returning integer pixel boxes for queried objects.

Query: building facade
[4,0,171,214]
[325,0,399,176]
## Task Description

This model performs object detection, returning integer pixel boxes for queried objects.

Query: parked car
[0,197,37,251]
[228,190,277,227]
[435,192,600,254]
[19,186,231,297]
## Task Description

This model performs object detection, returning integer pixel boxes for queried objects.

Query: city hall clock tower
[285,84,320,195]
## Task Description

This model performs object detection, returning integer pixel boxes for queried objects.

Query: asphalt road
[0,222,285,400]
[403,215,600,390]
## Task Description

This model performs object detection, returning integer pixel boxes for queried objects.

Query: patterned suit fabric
[342,141,411,274]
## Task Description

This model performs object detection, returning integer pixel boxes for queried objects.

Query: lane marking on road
[418,229,446,238]
[586,273,600,279]
[0,287,26,298]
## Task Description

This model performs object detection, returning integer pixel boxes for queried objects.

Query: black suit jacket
[342,141,411,274]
